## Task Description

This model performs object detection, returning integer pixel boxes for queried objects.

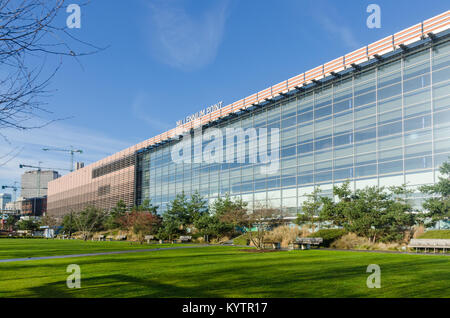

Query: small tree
[73,206,106,241]
[41,214,58,228]
[317,182,416,243]
[163,192,190,231]
[135,199,159,214]
[245,205,282,250]
[188,191,208,222]
[17,219,40,231]
[61,212,77,237]
[193,213,228,243]
[320,181,352,228]
[420,161,450,228]
[297,187,323,231]
[213,193,248,236]
[120,210,161,244]
[158,218,181,241]
[105,200,128,229]
[5,215,18,231]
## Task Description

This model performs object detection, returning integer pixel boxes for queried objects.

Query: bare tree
[41,213,58,227]
[246,204,283,250]
[73,206,105,240]
[0,0,102,139]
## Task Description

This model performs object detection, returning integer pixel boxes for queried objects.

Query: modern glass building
[135,37,450,217]
[48,12,450,219]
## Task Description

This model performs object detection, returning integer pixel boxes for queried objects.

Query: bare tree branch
[0,0,105,134]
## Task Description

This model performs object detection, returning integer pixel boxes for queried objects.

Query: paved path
[2,245,447,263]
[0,245,208,263]
[321,248,450,256]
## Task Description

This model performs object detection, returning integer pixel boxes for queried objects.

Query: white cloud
[146,0,230,71]
[131,92,173,132]
[315,14,361,50]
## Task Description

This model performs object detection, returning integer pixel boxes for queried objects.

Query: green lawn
[418,230,450,239]
[0,238,189,260]
[0,239,448,298]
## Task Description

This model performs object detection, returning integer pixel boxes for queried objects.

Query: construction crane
[19,163,70,197]
[42,146,83,172]
[1,182,19,214]
[19,163,71,171]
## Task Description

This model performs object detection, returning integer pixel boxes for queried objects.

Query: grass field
[418,230,450,239]
[0,239,188,260]
[0,239,448,298]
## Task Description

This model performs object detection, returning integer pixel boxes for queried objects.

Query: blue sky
[0,0,449,196]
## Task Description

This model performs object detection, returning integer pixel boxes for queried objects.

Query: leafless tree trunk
[247,204,283,250]
[73,206,105,240]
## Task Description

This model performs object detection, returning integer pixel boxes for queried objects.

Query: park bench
[116,235,127,241]
[263,241,281,250]
[178,236,192,243]
[95,235,105,241]
[289,237,323,250]
[408,239,450,253]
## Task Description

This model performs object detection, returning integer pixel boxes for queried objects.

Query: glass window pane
[379,109,402,125]
[379,160,403,175]
[355,164,377,177]
[298,111,313,123]
[378,121,402,137]
[355,128,376,142]
[334,98,352,113]
[432,66,450,84]
[404,129,431,146]
[379,95,401,113]
[355,103,376,119]
[378,83,401,100]
[334,133,353,147]
[404,115,431,132]
[379,147,403,162]
[405,156,432,170]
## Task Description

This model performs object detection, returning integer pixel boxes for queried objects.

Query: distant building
[0,193,11,211]
[5,197,23,213]
[21,170,59,199]
[21,197,47,217]
[76,162,85,170]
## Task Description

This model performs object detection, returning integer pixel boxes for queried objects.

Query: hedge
[308,229,347,247]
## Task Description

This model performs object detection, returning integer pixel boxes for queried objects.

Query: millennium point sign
[176,101,223,126]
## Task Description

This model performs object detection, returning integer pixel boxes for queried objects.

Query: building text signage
[177,101,223,126]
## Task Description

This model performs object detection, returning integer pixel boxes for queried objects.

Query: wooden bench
[116,235,127,241]
[289,237,323,250]
[409,239,450,253]
[263,241,281,250]
[179,235,192,243]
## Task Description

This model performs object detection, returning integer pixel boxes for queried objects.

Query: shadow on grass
[2,248,448,298]
[26,274,223,298]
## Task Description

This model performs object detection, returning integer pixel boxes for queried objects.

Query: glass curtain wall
[137,40,450,216]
